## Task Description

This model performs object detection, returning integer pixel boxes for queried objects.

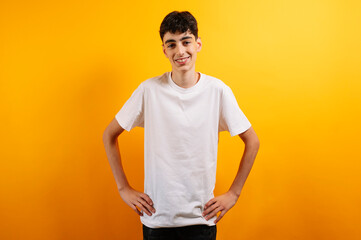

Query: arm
[102,118,156,217]
[202,126,260,223]
[229,126,260,197]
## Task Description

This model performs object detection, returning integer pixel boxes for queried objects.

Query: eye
[167,44,175,48]
[184,41,191,45]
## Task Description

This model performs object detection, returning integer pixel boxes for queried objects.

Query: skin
[202,128,260,223]
[103,122,156,217]
[102,30,260,224]
[162,30,202,88]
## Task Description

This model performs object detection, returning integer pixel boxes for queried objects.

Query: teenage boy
[103,11,260,240]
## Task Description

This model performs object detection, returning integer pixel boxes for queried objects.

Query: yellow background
[1,0,360,239]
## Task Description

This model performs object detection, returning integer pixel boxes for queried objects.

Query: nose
[176,44,186,56]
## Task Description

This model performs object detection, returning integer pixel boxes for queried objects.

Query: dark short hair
[159,11,198,42]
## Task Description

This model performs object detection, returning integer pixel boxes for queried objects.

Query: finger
[137,197,155,214]
[205,205,222,220]
[134,201,152,216]
[131,205,143,216]
[204,198,217,210]
[214,211,226,224]
[141,193,154,206]
[139,195,156,213]
[203,201,219,216]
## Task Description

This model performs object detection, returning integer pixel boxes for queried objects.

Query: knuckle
[141,194,152,203]
[141,205,150,213]
[140,199,149,206]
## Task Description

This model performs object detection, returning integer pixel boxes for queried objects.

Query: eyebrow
[165,36,193,45]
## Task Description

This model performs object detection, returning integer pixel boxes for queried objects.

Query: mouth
[175,56,190,64]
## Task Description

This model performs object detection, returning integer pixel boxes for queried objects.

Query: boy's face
[162,30,202,73]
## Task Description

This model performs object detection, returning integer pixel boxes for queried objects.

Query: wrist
[118,184,131,193]
[227,189,240,199]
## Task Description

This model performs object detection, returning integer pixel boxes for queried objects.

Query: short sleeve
[115,83,144,131]
[219,85,251,136]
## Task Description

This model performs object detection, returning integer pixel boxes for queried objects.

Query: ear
[162,44,169,58]
[196,37,202,52]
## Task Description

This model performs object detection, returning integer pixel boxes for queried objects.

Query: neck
[171,69,200,88]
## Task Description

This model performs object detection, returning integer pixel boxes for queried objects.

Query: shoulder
[202,73,231,92]
[140,72,168,90]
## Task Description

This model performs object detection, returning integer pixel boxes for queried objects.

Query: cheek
[164,52,172,59]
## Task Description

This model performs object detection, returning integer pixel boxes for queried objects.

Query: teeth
[176,57,189,62]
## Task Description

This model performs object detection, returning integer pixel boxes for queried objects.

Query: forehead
[163,30,195,44]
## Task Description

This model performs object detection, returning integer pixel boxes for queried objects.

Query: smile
[175,56,190,63]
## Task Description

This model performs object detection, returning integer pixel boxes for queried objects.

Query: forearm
[102,135,131,191]
[228,141,260,197]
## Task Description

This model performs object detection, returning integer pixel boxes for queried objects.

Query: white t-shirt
[115,71,251,228]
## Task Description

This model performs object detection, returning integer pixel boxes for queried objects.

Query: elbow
[103,126,122,144]
[246,136,260,150]
[102,129,109,144]
[102,128,114,144]
[255,138,260,149]
[254,135,260,146]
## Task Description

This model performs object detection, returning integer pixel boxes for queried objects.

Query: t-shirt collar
[168,71,204,93]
